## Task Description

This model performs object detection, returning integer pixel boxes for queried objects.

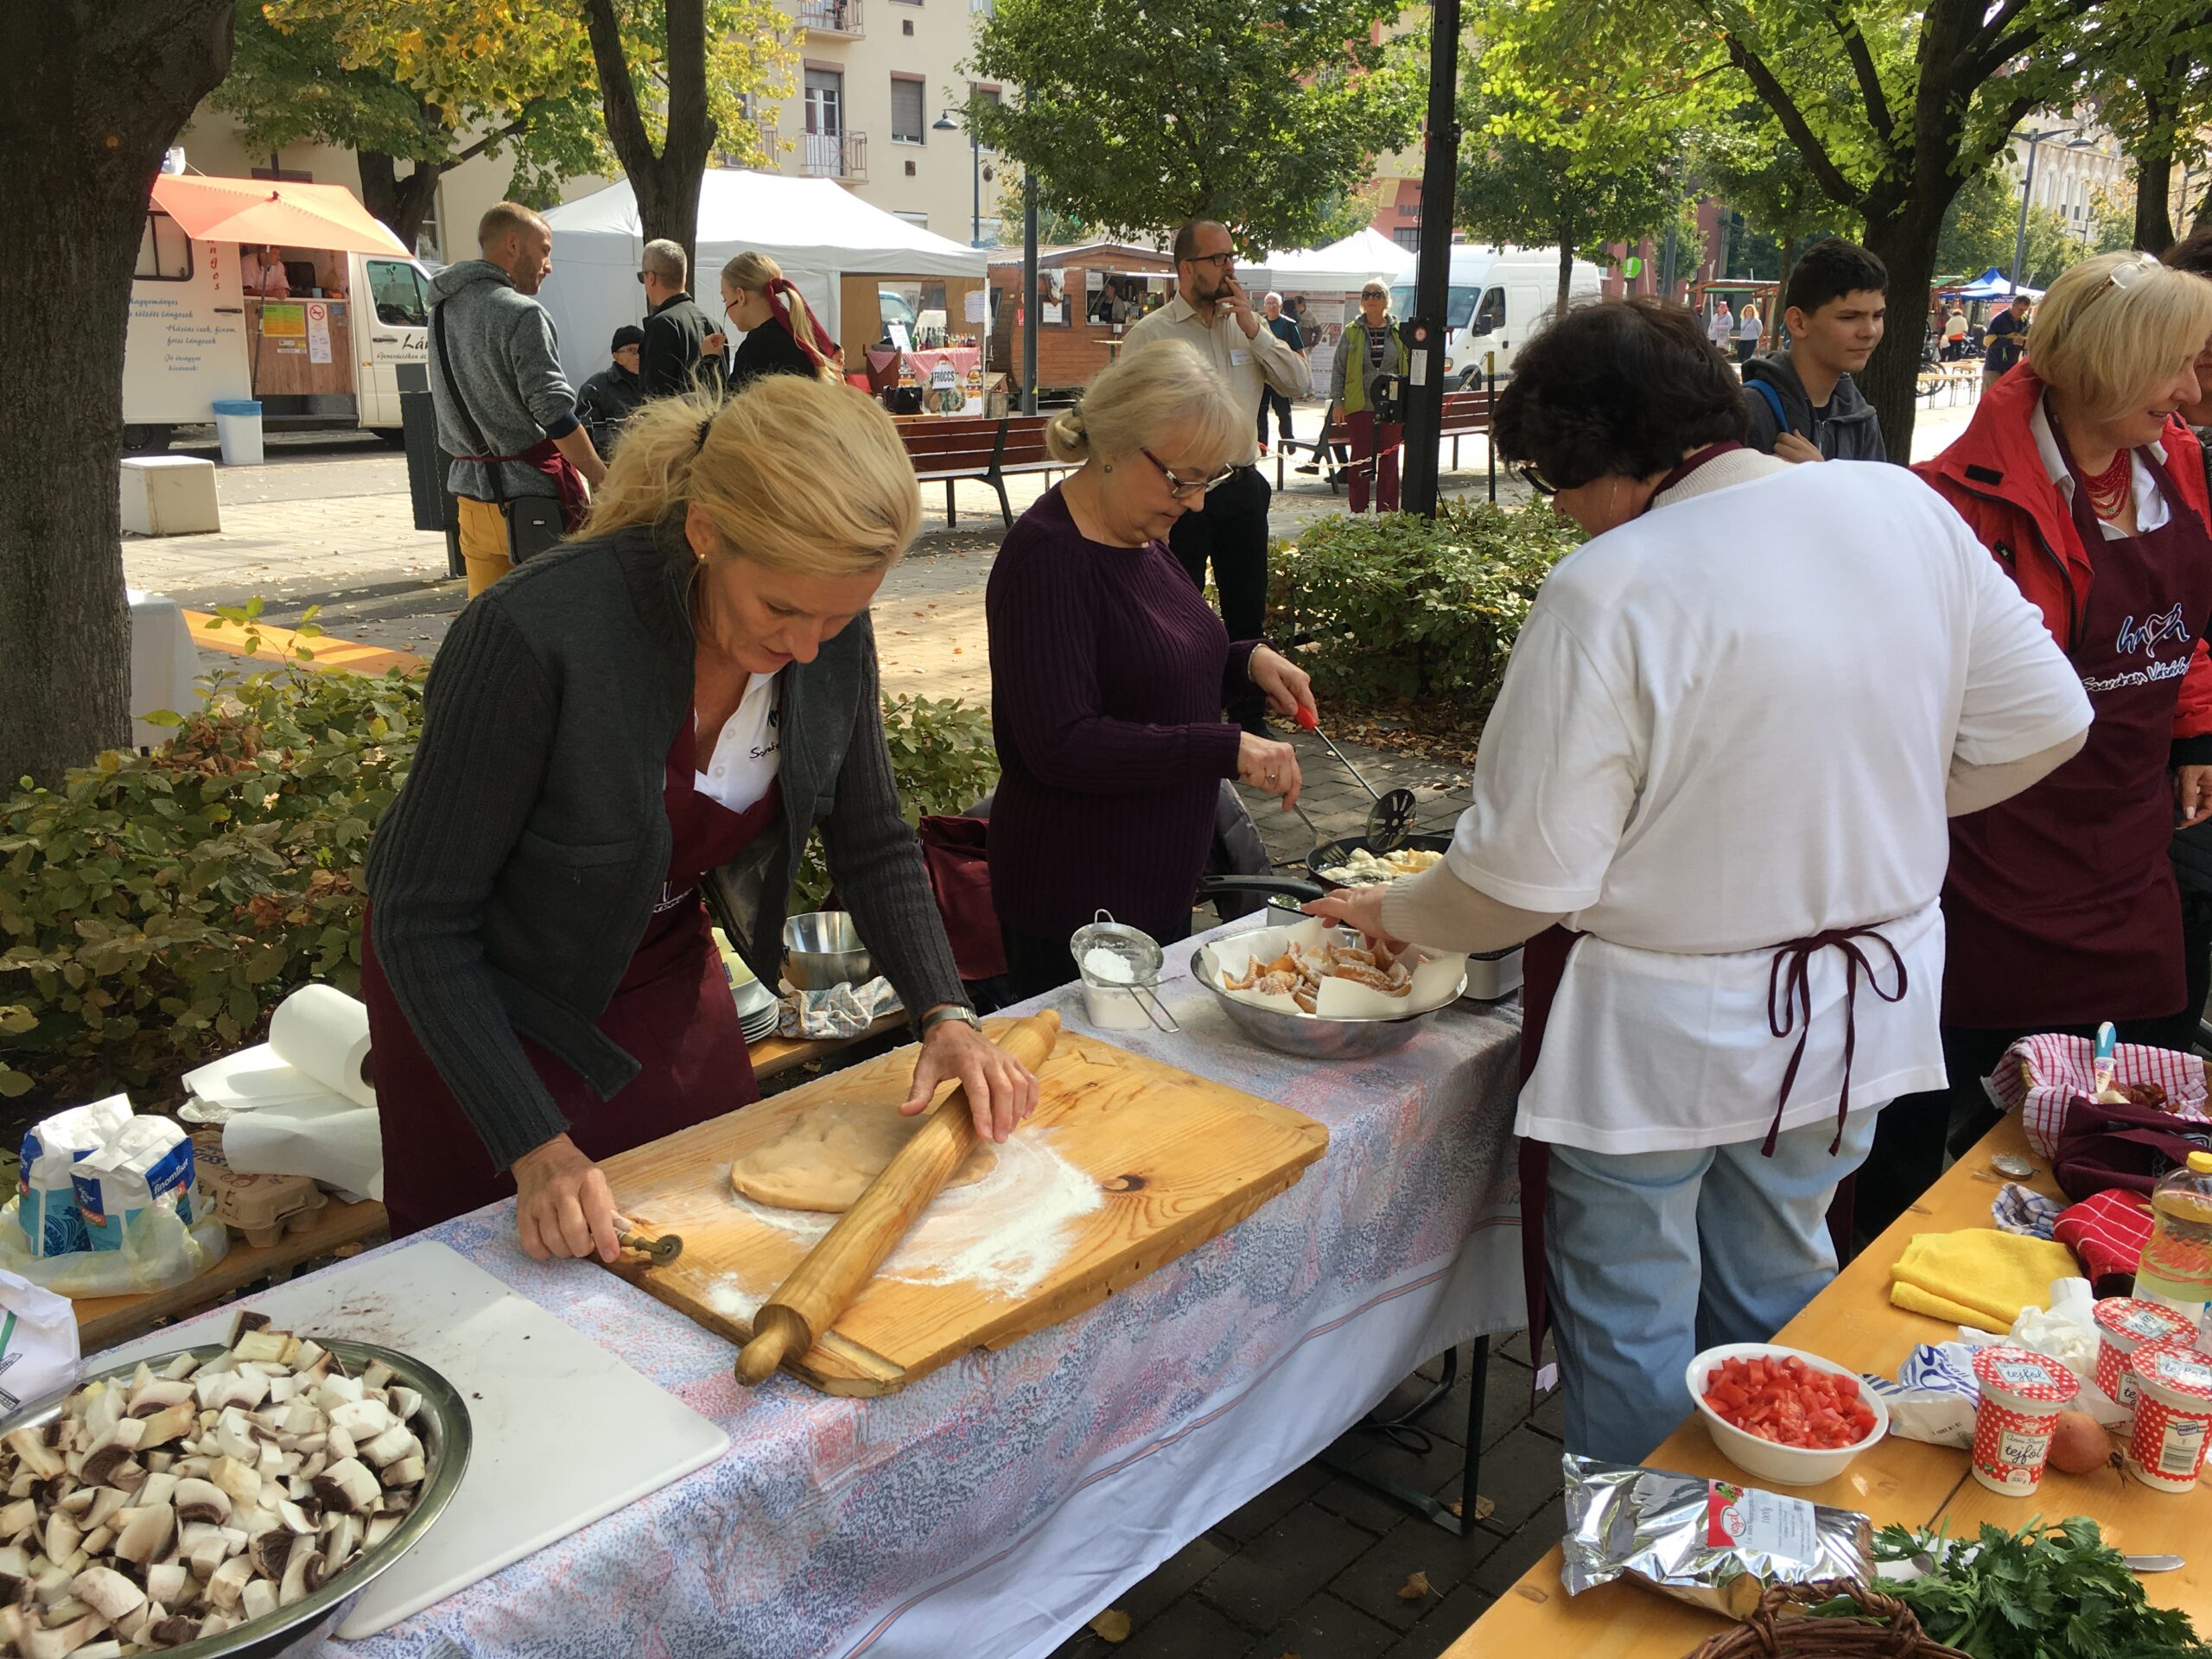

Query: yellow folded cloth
[1887,1228,2080,1334]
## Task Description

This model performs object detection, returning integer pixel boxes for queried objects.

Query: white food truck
[123,175,434,453]
[1390,245,1604,386]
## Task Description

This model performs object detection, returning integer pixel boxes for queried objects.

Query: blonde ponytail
[578,376,919,579]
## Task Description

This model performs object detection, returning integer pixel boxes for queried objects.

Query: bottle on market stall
[2133,1151,2212,1338]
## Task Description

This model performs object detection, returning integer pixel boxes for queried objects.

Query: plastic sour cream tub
[2093,1298,2200,1423]
[1970,1345,2079,1496]
[2124,1344,2212,1493]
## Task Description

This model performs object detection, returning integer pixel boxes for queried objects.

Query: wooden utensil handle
[735,1010,1061,1385]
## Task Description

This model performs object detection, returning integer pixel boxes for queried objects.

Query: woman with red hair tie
[706,251,841,391]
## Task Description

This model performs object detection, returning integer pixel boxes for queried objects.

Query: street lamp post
[2010,127,2094,292]
[932,111,983,247]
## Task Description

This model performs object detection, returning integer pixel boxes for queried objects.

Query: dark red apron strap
[1515,925,1581,1376]
[1762,925,1909,1156]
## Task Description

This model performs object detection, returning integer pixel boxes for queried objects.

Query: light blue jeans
[1544,1108,1879,1464]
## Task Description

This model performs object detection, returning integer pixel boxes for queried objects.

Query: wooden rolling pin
[735,1009,1061,1385]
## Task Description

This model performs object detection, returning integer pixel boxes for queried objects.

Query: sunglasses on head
[1142,448,1235,499]
[2082,254,2156,310]
[1516,462,1558,498]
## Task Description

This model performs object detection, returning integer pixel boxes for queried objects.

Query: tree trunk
[1555,209,1574,321]
[355,151,447,253]
[582,0,717,277]
[1856,207,1951,462]
[2133,75,2180,255]
[0,1,234,787]
[1775,235,1801,321]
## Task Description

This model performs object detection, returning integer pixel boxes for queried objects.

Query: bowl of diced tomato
[1687,1344,1889,1487]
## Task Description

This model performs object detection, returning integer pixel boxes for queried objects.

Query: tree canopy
[966,0,1424,252]
[1935,157,2094,289]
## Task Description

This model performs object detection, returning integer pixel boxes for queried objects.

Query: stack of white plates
[734,976,781,1044]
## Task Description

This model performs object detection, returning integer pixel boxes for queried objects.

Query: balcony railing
[798,0,863,35]
[803,130,867,182]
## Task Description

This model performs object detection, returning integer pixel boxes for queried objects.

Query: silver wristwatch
[919,1003,982,1034]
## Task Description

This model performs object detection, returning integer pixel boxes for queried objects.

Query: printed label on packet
[1998,1428,2050,1471]
[2158,1418,2206,1477]
[1704,1481,1817,1563]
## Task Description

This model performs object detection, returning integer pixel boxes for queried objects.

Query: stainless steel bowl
[782,909,874,989]
[1188,947,1465,1059]
[19,1338,470,1657]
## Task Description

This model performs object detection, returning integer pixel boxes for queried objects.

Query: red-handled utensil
[1294,708,1418,851]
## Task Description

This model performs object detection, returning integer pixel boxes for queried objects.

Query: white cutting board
[97,1240,729,1637]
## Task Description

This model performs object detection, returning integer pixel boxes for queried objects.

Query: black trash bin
[398,363,464,580]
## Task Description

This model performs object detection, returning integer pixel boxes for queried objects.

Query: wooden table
[72,1197,388,1351]
[1447,1112,2212,1656]
[744,1010,904,1082]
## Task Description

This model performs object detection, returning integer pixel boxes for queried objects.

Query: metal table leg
[1317,1333,1491,1535]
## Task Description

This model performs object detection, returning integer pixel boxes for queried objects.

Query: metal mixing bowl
[1188,947,1465,1059]
[782,910,874,989]
[21,1338,470,1657]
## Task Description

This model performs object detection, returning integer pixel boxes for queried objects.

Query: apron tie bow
[1764,925,1908,1159]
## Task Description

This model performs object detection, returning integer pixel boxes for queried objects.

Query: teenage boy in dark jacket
[1742,238,1890,464]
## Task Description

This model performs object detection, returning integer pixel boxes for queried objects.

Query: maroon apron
[364,724,774,1236]
[1942,443,2212,1027]
[454,435,591,531]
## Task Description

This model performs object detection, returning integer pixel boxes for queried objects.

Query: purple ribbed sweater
[987,486,1255,941]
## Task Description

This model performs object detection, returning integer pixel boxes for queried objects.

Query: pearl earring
[1102,463,1114,474]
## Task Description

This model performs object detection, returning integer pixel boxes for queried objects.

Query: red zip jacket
[1915,364,2212,744]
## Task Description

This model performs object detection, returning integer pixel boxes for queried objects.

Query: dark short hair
[1784,238,1888,316]
[1493,297,1751,489]
[1173,219,1229,264]
[2164,227,2212,279]
[611,324,645,352]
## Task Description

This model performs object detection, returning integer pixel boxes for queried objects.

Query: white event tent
[536,169,990,383]
[1250,227,1415,295]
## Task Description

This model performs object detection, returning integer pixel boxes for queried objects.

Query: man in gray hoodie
[429,201,607,595]
[1741,238,1889,464]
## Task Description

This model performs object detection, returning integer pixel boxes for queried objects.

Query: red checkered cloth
[1981,1034,2209,1160]
[2051,1188,2156,1294]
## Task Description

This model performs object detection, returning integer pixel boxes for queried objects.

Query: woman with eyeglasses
[702,251,840,392]
[1856,251,2212,1236]
[1331,281,1410,512]
[985,340,1319,998]
[1305,297,2090,1461]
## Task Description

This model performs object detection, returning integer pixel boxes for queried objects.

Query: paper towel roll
[268,985,376,1109]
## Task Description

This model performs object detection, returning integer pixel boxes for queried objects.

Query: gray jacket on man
[364,518,969,1171]
[1742,350,1887,462]
[427,259,580,502]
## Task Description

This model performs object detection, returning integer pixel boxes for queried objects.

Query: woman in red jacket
[1859,252,2212,1236]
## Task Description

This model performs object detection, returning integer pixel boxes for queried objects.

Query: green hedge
[1,657,998,1106]
[1268,499,1582,720]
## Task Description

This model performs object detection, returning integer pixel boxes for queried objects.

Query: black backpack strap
[432,302,506,506]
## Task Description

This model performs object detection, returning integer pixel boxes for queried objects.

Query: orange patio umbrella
[149,175,410,257]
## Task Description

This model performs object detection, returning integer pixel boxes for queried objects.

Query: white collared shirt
[2030,393,2170,540]
[696,670,782,813]
[1122,294,1312,467]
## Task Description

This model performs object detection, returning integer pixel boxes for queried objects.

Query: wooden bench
[897,414,1059,526]
[1278,388,1493,493]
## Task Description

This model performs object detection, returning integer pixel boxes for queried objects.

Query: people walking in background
[427,201,606,596]
[1981,292,2031,390]
[1256,292,1302,454]
[1859,252,2212,1239]
[1734,300,1763,363]
[1331,282,1409,513]
[1742,238,1889,464]
[638,238,720,400]
[576,326,645,459]
[1123,219,1311,734]
[1707,298,1734,352]
[707,251,840,394]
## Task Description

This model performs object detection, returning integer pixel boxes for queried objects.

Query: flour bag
[17,1096,132,1257]
[71,1116,195,1251]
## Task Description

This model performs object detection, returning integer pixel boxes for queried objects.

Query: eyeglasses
[1515,462,1558,498]
[635,270,646,283]
[1182,251,1236,270]
[1142,448,1236,499]
[2083,254,2156,310]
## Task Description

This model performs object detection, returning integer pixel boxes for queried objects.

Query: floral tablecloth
[305,920,1524,1658]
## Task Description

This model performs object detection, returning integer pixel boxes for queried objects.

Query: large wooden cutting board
[596,1024,1328,1395]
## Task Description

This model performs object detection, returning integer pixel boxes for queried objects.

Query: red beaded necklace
[2080,446,2133,524]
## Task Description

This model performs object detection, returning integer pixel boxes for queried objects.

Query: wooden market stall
[988,242,1174,396]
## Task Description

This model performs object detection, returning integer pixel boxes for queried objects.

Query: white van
[123,204,434,452]
[1389,245,1603,386]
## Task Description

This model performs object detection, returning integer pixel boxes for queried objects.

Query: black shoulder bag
[433,305,564,564]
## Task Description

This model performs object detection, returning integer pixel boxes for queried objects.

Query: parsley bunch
[1854,1518,2208,1659]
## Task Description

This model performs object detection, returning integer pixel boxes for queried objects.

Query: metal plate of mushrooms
[0,1313,468,1656]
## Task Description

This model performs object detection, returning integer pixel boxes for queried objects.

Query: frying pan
[1193,830,1454,912]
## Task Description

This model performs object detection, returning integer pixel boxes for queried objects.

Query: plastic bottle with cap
[2133,1150,2212,1335]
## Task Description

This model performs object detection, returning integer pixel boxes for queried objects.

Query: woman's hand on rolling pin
[2180,764,2212,827]
[1237,732,1303,809]
[901,1014,1041,1142]
[1248,645,1317,725]
[1302,886,1404,950]
[511,1134,624,1263]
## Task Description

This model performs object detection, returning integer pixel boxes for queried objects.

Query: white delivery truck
[1390,245,1603,387]
[123,175,434,453]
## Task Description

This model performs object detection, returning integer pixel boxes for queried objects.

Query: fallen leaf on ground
[1089,1609,1132,1643]
[1397,1570,1431,1600]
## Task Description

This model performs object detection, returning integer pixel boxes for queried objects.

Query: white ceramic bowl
[1686,1342,1890,1488]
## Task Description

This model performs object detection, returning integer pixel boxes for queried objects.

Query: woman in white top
[1310,298,2091,1461]
[1734,300,1763,362]
[1706,299,1732,349]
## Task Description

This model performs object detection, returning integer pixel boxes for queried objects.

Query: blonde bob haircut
[578,375,920,579]
[1045,339,1245,468]
[2029,251,2212,423]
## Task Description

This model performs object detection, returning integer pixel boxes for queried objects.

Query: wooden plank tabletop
[746,1010,905,1082]
[1446,1111,2210,1655]
[74,1198,388,1353]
